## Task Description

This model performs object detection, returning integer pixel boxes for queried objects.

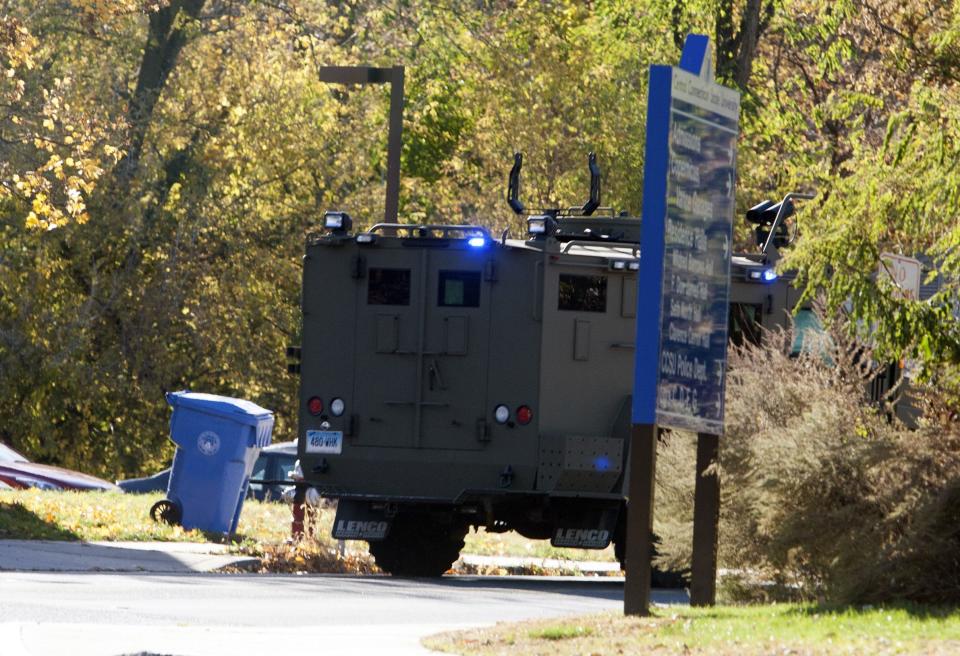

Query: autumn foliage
[0,0,958,503]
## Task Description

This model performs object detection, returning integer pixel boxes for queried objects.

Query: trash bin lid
[166,391,274,428]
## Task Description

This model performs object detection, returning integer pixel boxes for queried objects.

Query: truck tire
[368,519,467,577]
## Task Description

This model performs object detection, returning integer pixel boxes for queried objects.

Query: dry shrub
[236,505,378,575]
[655,312,960,604]
[252,540,378,575]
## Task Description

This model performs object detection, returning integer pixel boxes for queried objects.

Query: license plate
[305,430,343,454]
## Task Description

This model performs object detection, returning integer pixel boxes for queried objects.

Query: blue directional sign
[632,35,741,435]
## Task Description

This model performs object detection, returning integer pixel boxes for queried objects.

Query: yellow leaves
[30,193,47,214]
[1,12,122,232]
[66,188,85,217]
[164,182,182,212]
[68,0,167,24]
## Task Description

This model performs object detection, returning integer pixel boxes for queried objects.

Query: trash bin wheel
[150,499,182,526]
[368,517,467,577]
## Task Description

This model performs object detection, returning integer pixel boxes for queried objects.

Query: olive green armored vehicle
[291,147,807,576]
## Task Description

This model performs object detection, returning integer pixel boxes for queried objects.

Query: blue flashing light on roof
[762,269,778,283]
[467,236,486,248]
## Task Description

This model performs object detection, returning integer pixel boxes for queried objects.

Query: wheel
[150,499,182,526]
[368,517,467,577]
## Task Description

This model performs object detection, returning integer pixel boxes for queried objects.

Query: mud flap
[550,505,620,549]
[332,500,392,541]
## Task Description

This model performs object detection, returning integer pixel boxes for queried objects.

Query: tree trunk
[116,0,206,185]
[673,0,774,92]
[715,0,775,90]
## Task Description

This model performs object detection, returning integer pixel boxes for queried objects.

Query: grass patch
[0,489,301,544]
[424,604,960,655]
[0,489,618,575]
[529,625,594,640]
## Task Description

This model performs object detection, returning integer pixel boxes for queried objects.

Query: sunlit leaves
[0,7,129,230]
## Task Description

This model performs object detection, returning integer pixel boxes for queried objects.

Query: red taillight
[307,396,324,416]
[516,405,533,425]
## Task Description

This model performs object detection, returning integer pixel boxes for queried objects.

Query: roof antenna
[507,152,525,215]
[580,152,601,216]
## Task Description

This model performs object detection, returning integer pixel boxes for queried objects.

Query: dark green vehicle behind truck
[291,170,803,576]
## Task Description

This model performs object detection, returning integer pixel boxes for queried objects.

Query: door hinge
[351,255,367,279]
[476,418,491,443]
[286,346,302,375]
[484,259,498,282]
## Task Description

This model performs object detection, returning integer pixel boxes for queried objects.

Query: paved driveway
[0,572,687,655]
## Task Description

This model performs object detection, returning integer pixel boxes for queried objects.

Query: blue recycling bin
[155,391,275,534]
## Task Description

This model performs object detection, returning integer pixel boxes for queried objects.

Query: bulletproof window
[558,274,607,312]
[368,268,410,306]
[438,270,481,307]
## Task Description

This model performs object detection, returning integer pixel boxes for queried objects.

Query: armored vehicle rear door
[353,249,421,447]
[353,243,493,450]
[418,247,493,450]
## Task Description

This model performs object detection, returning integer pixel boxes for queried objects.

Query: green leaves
[4,0,960,475]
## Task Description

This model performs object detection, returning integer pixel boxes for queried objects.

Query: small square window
[368,268,411,306]
[558,274,607,312]
[438,270,481,307]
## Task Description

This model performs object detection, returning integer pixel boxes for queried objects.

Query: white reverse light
[494,404,510,424]
[330,398,345,417]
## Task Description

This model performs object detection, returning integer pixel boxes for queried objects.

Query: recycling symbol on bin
[197,430,221,456]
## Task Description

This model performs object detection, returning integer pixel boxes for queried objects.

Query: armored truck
[291,153,805,576]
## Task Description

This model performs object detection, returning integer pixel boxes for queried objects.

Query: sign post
[625,34,740,615]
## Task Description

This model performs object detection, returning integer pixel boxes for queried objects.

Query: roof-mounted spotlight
[527,214,557,240]
[324,211,353,234]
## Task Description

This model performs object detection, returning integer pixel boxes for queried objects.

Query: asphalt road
[0,573,687,655]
